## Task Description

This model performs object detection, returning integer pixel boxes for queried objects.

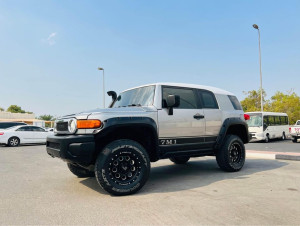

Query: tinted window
[162,87,198,109]
[32,127,45,132]
[200,91,218,109]
[17,126,32,131]
[228,95,242,110]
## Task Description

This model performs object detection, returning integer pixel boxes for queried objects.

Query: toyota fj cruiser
[46,83,250,196]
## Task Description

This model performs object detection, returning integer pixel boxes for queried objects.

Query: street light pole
[252,24,263,112]
[98,67,105,108]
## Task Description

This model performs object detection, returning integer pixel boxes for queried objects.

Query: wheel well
[93,125,159,163]
[226,125,248,143]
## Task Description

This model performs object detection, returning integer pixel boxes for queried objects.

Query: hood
[60,106,157,120]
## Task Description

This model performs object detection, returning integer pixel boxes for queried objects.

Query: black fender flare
[214,117,250,149]
[94,117,159,160]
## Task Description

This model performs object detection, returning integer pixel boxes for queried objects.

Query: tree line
[0,105,55,121]
[241,89,300,125]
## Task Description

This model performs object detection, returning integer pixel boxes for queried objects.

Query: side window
[162,87,198,109]
[32,127,45,132]
[228,95,242,110]
[200,91,218,109]
[17,126,31,131]
[274,116,280,125]
[263,116,269,126]
[268,116,275,126]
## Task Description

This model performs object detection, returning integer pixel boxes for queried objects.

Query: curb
[275,154,300,161]
[247,150,300,161]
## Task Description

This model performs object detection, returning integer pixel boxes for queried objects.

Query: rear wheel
[95,139,150,196]
[292,137,298,143]
[8,137,20,147]
[216,135,245,172]
[169,156,190,164]
[67,163,95,178]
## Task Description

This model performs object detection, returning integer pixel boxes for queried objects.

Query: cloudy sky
[0,0,299,117]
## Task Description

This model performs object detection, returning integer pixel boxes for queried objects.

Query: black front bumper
[46,134,95,166]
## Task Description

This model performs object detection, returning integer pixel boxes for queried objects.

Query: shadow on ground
[80,158,287,196]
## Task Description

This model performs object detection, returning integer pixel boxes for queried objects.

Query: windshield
[113,85,155,108]
[247,113,262,127]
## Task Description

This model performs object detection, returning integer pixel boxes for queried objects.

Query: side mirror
[107,91,117,108]
[166,95,180,115]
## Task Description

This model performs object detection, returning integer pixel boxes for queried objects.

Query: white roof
[122,83,234,95]
[246,111,288,116]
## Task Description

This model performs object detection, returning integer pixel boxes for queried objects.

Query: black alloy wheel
[216,135,245,172]
[95,139,150,196]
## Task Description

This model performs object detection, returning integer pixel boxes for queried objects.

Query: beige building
[0,111,46,127]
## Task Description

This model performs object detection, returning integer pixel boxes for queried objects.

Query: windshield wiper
[127,104,141,107]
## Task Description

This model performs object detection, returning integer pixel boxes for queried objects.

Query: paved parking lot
[0,144,300,225]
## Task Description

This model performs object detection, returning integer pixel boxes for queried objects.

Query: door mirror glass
[166,95,180,115]
[166,95,180,108]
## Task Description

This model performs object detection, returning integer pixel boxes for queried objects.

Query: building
[0,111,46,127]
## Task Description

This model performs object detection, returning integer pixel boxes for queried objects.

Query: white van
[246,112,289,142]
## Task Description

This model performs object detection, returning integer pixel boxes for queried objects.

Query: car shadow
[80,157,288,196]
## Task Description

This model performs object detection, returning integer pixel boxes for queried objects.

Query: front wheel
[265,135,269,143]
[282,132,286,140]
[216,135,245,172]
[95,139,150,196]
[8,137,20,147]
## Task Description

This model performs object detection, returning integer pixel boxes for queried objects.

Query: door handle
[193,114,205,120]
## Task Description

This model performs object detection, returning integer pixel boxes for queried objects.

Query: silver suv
[47,83,250,196]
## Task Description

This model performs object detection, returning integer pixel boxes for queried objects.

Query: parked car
[289,120,300,143]
[47,82,250,196]
[0,125,53,146]
[0,122,27,129]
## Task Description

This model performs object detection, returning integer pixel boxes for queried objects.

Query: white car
[0,125,53,147]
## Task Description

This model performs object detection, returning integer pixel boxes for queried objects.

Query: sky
[0,0,299,117]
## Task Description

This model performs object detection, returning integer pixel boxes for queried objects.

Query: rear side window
[228,95,242,110]
[162,87,198,109]
[200,91,218,109]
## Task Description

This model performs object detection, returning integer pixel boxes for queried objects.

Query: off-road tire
[216,135,245,172]
[67,163,95,178]
[95,139,150,196]
[169,156,190,164]
[292,137,298,143]
[8,137,20,147]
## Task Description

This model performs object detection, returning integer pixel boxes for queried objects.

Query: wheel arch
[93,117,159,163]
[215,117,250,149]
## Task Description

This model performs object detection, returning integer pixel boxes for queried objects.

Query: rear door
[15,126,34,143]
[197,90,222,140]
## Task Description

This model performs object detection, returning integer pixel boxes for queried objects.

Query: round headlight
[68,119,77,133]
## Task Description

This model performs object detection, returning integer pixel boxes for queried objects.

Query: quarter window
[200,91,218,109]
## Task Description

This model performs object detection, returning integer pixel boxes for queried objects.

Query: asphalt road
[246,138,300,153]
[0,145,299,225]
